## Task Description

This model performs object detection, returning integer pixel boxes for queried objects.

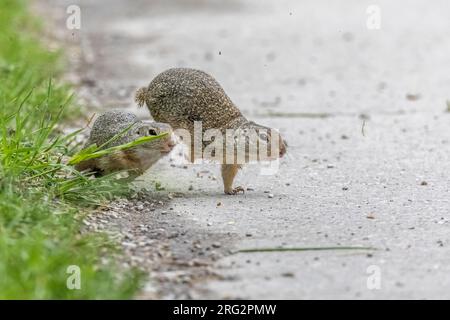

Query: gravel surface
[39,0,450,299]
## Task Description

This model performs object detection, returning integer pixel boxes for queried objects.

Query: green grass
[0,0,143,298]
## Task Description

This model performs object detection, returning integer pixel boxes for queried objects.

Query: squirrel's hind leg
[221,164,244,195]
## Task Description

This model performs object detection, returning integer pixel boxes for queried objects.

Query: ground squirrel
[135,68,287,194]
[75,110,175,176]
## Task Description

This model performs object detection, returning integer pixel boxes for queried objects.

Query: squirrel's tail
[135,87,148,108]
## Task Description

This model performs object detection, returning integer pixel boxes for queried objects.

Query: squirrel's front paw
[225,186,245,195]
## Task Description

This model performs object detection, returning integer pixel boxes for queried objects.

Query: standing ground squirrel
[75,110,175,176]
[135,68,287,194]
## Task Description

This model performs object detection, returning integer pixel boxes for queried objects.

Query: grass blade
[68,132,168,165]
[236,246,376,253]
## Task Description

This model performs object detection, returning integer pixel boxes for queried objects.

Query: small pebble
[406,93,421,101]
[122,242,137,249]
[281,272,295,278]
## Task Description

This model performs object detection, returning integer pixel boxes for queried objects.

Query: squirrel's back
[87,111,138,147]
[136,68,244,131]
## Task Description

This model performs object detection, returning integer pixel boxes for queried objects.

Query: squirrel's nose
[167,139,176,148]
[161,137,176,153]
[166,134,177,148]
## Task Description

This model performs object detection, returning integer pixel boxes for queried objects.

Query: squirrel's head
[134,121,176,155]
[90,111,176,155]
[231,121,287,162]
[77,111,176,176]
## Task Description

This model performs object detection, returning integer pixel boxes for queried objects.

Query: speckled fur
[138,68,247,132]
[86,111,139,148]
[136,68,287,194]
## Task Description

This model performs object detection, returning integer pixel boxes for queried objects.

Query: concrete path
[41,0,449,299]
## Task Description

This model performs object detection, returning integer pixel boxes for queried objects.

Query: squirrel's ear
[135,87,148,108]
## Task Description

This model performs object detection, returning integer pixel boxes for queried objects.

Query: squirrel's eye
[148,129,157,136]
[259,133,268,141]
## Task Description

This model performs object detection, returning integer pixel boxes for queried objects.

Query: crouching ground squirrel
[135,68,287,195]
[75,110,176,176]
